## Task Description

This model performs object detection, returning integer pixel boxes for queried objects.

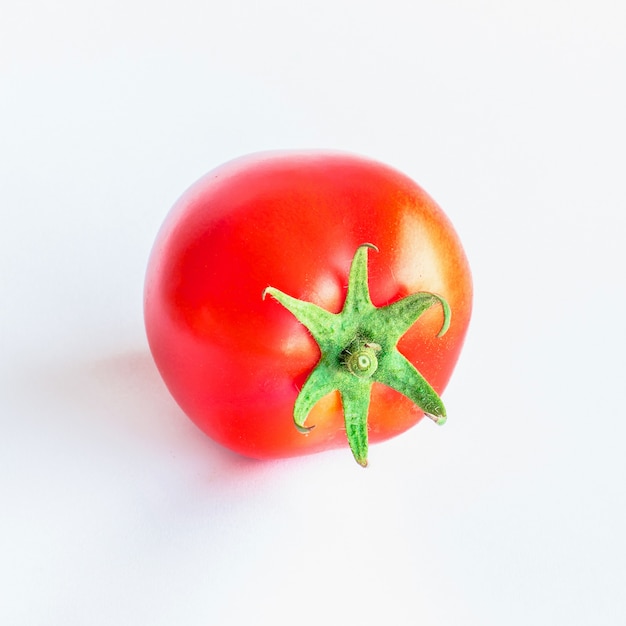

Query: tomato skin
[144,151,472,460]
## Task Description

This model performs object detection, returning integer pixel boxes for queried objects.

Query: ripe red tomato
[144,151,472,465]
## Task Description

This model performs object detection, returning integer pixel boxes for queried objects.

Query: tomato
[144,151,472,466]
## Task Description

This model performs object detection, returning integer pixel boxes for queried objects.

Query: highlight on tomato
[144,151,472,466]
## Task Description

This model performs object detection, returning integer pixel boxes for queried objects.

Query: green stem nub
[345,341,380,379]
[264,243,451,467]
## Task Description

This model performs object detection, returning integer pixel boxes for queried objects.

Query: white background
[2,1,625,624]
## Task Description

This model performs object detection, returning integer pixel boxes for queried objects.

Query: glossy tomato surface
[144,151,472,460]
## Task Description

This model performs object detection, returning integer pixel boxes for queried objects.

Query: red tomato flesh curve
[144,151,472,466]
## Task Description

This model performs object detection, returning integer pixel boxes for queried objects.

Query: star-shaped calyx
[263,243,451,467]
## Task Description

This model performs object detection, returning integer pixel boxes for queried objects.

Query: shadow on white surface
[39,350,208,438]
[52,349,227,455]
[6,344,288,497]
[4,346,320,625]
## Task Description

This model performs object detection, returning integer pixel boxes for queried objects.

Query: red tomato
[144,151,472,465]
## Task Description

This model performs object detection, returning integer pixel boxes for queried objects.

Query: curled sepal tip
[425,412,447,426]
[435,295,452,338]
[295,423,315,434]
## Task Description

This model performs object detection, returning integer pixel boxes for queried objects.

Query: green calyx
[263,243,451,467]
